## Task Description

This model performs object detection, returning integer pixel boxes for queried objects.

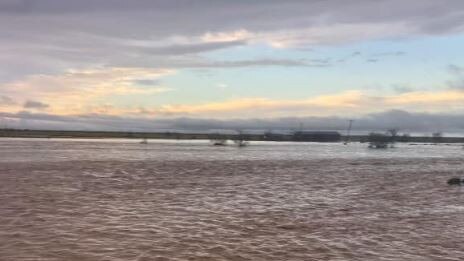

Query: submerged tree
[209,132,227,146]
[367,133,390,149]
[367,130,398,149]
[233,130,249,147]
[387,128,399,143]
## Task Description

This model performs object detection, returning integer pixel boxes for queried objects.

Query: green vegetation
[1,129,464,143]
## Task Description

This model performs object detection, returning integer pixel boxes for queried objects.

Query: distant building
[264,131,289,141]
[292,131,341,142]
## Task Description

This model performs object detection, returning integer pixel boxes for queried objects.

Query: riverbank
[1,128,464,143]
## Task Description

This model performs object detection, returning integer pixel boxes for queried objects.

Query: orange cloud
[142,91,374,117]
[1,67,174,114]
[386,90,464,105]
[3,68,464,118]
[137,89,464,118]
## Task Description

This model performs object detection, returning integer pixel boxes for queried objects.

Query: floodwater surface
[0,139,463,260]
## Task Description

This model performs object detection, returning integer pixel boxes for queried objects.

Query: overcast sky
[1,0,464,132]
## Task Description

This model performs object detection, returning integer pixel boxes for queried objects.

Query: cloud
[1,0,464,81]
[335,50,406,64]
[447,64,464,89]
[386,90,464,105]
[0,95,15,106]
[132,79,162,86]
[371,51,406,57]
[1,67,174,114]
[2,109,464,133]
[114,89,464,118]
[392,85,415,94]
[252,22,414,48]
[4,80,464,118]
[189,58,317,68]
[1,1,464,125]
[113,56,324,69]
[448,64,464,74]
[3,67,464,118]
[23,100,49,110]
[140,40,247,56]
[356,110,463,133]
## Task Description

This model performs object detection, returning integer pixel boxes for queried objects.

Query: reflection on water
[0,139,463,260]
[0,138,463,162]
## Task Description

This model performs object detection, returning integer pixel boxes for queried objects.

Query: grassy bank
[1,129,464,143]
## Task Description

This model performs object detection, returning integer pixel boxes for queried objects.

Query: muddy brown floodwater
[0,139,463,260]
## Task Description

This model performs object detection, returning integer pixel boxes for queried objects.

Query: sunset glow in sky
[1,0,464,131]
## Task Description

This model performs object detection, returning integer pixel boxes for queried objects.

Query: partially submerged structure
[208,132,228,146]
[232,131,249,147]
[211,139,227,146]
[447,177,462,186]
[367,132,395,149]
[208,130,250,147]
[233,139,249,147]
[343,120,354,145]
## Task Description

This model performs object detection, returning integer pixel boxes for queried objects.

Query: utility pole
[344,119,354,145]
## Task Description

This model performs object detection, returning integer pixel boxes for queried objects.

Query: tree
[368,132,391,149]
[387,128,399,143]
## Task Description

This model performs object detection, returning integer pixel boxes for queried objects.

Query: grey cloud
[2,1,464,33]
[2,1,464,42]
[194,59,318,68]
[0,38,311,83]
[1,0,464,81]
[371,51,406,57]
[23,100,49,109]
[2,109,464,134]
[447,64,464,89]
[132,79,161,86]
[308,58,331,64]
[141,40,246,56]
[447,79,464,89]
[392,85,414,94]
[448,64,464,74]
[336,51,405,64]
[336,52,362,63]
[356,110,458,133]
[119,57,320,69]
[0,95,15,105]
